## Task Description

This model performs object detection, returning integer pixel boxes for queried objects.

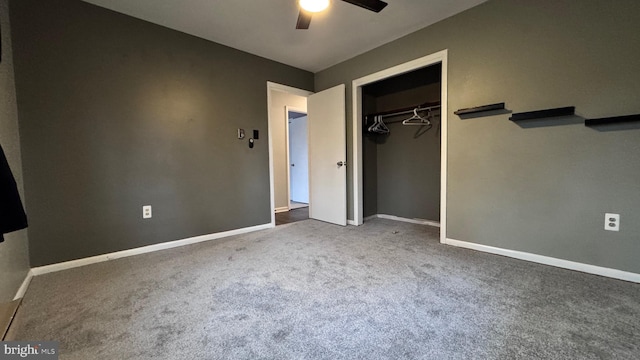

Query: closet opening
[351,50,448,242]
[362,64,441,226]
[361,63,441,227]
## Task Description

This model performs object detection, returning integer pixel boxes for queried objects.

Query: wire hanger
[368,115,390,134]
[367,115,377,132]
[402,108,432,126]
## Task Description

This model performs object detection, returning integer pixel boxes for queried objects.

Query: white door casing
[308,84,347,226]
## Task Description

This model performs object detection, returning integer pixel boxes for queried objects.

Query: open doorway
[351,50,448,243]
[266,82,311,226]
[267,82,347,227]
[361,64,441,227]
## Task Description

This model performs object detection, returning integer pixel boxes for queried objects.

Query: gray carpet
[7,219,640,359]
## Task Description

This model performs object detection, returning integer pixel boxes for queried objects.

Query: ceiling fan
[296,0,389,29]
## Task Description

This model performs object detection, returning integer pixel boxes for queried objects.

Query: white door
[308,84,347,226]
[289,115,309,203]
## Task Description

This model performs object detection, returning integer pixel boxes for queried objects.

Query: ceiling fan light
[299,0,330,13]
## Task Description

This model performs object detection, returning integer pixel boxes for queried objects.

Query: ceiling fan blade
[341,0,388,13]
[296,10,313,29]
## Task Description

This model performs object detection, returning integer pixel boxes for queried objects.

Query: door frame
[351,50,449,244]
[267,82,313,226]
[285,106,308,208]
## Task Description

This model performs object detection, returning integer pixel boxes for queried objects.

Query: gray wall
[0,0,30,301]
[315,0,640,273]
[10,0,313,266]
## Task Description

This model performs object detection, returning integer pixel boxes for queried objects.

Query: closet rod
[369,106,441,121]
[379,105,440,120]
[366,101,441,119]
[384,116,436,125]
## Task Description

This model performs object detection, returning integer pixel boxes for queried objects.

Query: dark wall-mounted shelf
[584,114,640,126]
[509,106,575,121]
[454,102,505,116]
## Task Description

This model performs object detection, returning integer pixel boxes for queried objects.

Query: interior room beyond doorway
[288,110,309,210]
[277,109,310,226]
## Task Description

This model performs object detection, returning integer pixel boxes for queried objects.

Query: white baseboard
[274,207,289,213]
[31,223,274,276]
[444,238,640,283]
[370,214,441,227]
[13,270,34,300]
[347,220,358,226]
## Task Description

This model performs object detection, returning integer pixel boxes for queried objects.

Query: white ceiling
[82,0,487,72]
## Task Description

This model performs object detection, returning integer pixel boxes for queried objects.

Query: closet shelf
[509,106,575,121]
[584,114,640,126]
[454,102,505,116]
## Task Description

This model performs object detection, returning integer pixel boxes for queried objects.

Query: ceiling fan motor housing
[296,0,388,29]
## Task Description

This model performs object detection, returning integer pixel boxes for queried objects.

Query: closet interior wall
[362,64,442,222]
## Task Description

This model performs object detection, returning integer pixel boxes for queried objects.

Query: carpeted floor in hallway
[7,219,640,359]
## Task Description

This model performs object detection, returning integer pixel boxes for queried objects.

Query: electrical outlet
[143,205,152,219]
[604,213,620,232]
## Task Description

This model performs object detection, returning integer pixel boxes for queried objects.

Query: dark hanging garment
[0,144,28,243]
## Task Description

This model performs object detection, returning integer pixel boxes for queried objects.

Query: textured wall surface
[10,0,313,266]
[0,0,30,301]
[315,0,640,273]
[269,90,307,210]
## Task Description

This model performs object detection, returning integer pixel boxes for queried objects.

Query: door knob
[337,161,346,167]
[291,164,295,167]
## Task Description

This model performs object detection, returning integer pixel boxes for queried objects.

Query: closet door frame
[351,49,448,244]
